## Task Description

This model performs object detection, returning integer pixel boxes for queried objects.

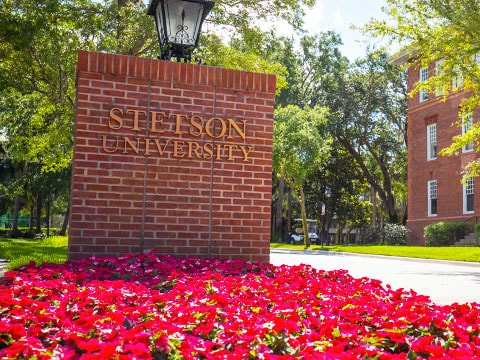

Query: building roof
[389,48,419,66]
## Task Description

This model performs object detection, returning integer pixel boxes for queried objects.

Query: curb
[0,259,8,277]
[270,248,480,268]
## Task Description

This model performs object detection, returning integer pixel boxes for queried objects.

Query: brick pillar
[69,51,276,262]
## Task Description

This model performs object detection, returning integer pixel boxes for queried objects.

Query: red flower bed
[0,252,479,359]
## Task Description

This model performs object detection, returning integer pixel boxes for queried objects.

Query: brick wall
[69,50,276,262]
[406,65,479,244]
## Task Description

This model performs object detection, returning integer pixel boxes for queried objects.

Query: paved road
[0,259,8,278]
[271,249,480,306]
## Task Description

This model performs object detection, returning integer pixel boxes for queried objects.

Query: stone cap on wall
[76,50,277,94]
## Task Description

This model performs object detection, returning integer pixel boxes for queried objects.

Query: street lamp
[147,0,215,62]
[321,187,332,246]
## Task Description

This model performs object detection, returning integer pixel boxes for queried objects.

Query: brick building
[393,54,479,244]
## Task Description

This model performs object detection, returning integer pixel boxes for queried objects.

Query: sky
[302,0,388,61]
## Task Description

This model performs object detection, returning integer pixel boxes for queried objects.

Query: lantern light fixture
[147,0,215,62]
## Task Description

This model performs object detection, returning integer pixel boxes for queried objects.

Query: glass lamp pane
[155,5,167,45]
[165,0,204,46]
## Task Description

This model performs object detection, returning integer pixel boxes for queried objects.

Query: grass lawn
[0,235,68,270]
[271,242,480,262]
[0,236,480,269]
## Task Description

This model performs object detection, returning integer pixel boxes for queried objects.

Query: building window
[428,180,437,216]
[435,59,445,96]
[463,176,474,214]
[427,123,437,160]
[452,66,463,90]
[419,67,429,102]
[462,115,474,152]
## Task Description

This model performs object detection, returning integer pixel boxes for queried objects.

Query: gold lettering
[173,141,185,158]
[215,143,222,160]
[240,145,253,162]
[188,142,202,159]
[101,135,120,153]
[153,139,170,155]
[203,143,213,159]
[150,111,166,133]
[227,119,247,140]
[108,108,123,130]
[172,114,189,135]
[189,115,203,137]
[145,138,151,156]
[124,136,141,154]
[223,144,237,161]
[126,109,146,131]
[205,117,227,139]
[104,108,252,162]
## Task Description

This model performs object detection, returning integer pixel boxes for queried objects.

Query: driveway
[270,249,480,305]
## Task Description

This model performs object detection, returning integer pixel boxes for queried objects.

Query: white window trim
[435,59,445,96]
[427,123,437,160]
[419,67,429,102]
[462,115,474,153]
[428,180,437,216]
[463,177,474,214]
[452,66,463,91]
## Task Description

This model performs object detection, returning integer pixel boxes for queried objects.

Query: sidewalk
[270,249,480,305]
[0,259,8,277]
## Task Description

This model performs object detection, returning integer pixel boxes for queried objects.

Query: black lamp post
[147,0,215,62]
[321,187,332,246]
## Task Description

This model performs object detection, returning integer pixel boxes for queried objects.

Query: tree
[273,105,330,248]
[363,0,480,177]
[0,89,72,234]
[200,33,288,92]
[303,147,370,245]
[327,51,407,224]
[0,0,310,235]
[210,0,316,42]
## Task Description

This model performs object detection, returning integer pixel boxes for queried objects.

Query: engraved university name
[101,107,254,162]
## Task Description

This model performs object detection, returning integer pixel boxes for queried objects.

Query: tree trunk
[59,202,69,236]
[29,203,34,231]
[299,185,310,249]
[287,191,292,237]
[11,194,20,237]
[36,192,42,233]
[371,186,377,226]
[275,176,285,241]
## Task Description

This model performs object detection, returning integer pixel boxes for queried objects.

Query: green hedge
[0,227,56,239]
[424,221,471,246]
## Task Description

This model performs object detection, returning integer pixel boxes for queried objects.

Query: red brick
[406,63,480,244]
[70,51,275,262]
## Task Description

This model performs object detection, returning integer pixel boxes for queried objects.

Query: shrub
[475,223,480,239]
[424,221,470,246]
[362,225,382,244]
[362,224,408,245]
[382,223,408,245]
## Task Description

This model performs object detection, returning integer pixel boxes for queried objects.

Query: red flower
[0,252,479,359]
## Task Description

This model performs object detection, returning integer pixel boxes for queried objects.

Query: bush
[362,225,382,244]
[382,223,408,245]
[475,223,480,239]
[424,221,470,246]
[362,224,408,245]
[0,227,56,239]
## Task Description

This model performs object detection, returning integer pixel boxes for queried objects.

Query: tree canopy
[364,0,480,177]
[0,0,314,233]
[0,0,410,239]
[273,105,330,247]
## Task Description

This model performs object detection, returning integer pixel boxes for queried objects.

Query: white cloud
[333,8,344,28]
[303,1,327,34]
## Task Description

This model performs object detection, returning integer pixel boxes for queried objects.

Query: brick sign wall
[69,50,275,262]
